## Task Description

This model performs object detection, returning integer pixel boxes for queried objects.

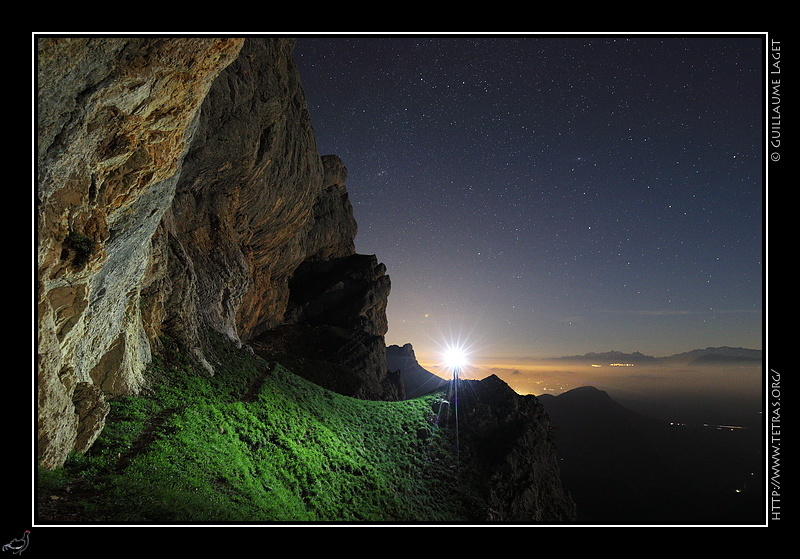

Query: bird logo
[2,531,29,555]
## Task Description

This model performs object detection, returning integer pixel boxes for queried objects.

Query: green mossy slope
[37,334,483,523]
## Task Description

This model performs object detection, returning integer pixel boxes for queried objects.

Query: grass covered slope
[37,334,483,523]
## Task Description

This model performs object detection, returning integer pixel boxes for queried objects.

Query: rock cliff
[386,343,447,398]
[37,37,247,468]
[36,37,393,469]
[36,36,574,528]
[457,375,577,521]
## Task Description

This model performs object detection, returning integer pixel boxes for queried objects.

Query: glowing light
[443,346,468,369]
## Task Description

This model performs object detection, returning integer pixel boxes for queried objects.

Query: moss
[37,333,484,523]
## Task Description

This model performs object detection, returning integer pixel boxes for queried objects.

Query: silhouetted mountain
[663,346,763,364]
[386,343,448,399]
[552,347,762,365]
[539,386,763,525]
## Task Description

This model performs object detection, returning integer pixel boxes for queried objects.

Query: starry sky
[293,34,764,372]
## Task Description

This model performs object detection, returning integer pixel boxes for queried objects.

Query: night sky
[293,34,764,374]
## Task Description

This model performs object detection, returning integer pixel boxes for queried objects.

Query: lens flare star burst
[442,345,468,372]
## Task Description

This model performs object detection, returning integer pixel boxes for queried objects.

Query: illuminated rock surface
[36,37,370,467]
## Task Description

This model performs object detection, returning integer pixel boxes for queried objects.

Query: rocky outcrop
[392,346,576,521]
[148,39,358,353]
[386,343,447,398]
[251,252,399,400]
[454,375,577,522]
[36,37,391,468]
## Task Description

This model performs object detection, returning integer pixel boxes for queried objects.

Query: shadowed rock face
[36,37,382,468]
[456,375,577,522]
[284,254,390,336]
[258,253,399,401]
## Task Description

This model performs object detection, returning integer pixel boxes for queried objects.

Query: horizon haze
[417,346,763,428]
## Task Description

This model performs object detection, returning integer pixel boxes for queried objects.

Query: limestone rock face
[71,382,111,453]
[153,39,353,352]
[36,37,386,468]
[37,37,246,469]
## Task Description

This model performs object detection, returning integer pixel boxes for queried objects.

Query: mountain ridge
[551,346,762,364]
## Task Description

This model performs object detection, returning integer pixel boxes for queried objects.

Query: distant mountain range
[553,346,762,364]
[388,344,764,398]
[662,346,763,363]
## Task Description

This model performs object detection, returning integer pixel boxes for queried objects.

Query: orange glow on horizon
[416,354,763,401]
